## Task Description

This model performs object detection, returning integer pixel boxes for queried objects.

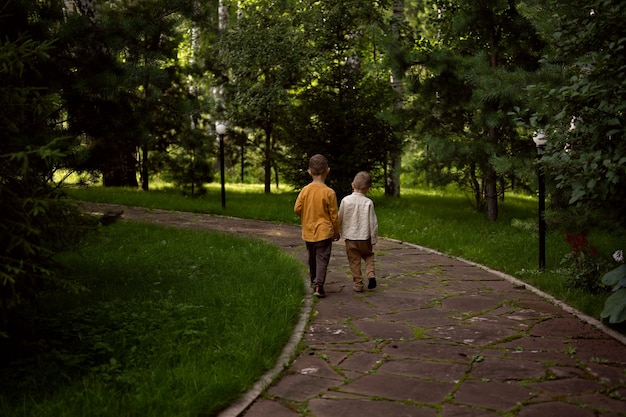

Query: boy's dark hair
[308,154,328,175]
[353,171,372,191]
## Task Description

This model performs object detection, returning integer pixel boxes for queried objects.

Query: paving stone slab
[529,377,603,396]
[308,398,438,417]
[440,294,506,313]
[377,307,462,327]
[440,404,502,417]
[470,356,547,381]
[453,380,534,411]
[569,338,626,364]
[366,289,445,310]
[340,373,455,404]
[241,399,299,417]
[584,362,626,387]
[336,351,383,374]
[307,341,380,352]
[287,355,344,380]
[497,335,571,352]
[466,314,529,332]
[313,300,378,322]
[351,319,415,340]
[266,373,339,402]
[382,339,480,363]
[502,349,579,366]
[427,322,521,346]
[515,299,567,316]
[304,323,365,344]
[530,316,610,338]
[549,365,592,379]
[573,393,626,415]
[377,358,468,383]
[516,402,597,417]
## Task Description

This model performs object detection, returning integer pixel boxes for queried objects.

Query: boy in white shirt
[338,171,378,292]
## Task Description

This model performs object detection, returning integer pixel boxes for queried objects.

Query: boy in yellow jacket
[294,154,340,298]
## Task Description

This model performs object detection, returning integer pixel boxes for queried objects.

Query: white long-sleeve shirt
[338,192,378,245]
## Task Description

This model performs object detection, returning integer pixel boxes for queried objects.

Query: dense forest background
[1,0,625,332]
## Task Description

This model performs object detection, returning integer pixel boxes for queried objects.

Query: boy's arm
[338,201,344,227]
[369,202,378,245]
[294,192,303,217]
[330,192,340,240]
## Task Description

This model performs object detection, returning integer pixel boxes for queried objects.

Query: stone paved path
[82,203,626,417]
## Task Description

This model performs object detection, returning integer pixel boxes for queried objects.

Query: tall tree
[282,0,399,197]
[1,0,93,337]
[221,0,306,193]
[59,0,198,188]
[401,0,543,219]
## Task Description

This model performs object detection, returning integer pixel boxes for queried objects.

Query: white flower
[613,250,624,263]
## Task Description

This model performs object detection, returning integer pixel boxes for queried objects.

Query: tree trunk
[264,126,272,194]
[141,144,149,191]
[102,152,138,187]
[386,0,404,197]
[485,127,498,221]
[484,16,500,221]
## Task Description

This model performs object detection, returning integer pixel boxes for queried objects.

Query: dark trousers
[306,238,333,286]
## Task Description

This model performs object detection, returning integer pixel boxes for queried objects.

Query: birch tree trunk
[387,0,404,197]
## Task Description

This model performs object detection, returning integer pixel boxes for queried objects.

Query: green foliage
[162,128,215,196]
[520,0,626,227]
[601,259,626,324]
[560,232,608,293]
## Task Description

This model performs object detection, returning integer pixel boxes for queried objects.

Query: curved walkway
[82,203,626,417]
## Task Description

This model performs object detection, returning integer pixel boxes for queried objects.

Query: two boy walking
[294,154,378,298]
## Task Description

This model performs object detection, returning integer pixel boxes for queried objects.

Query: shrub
[561,231,607,293]
[600,250,626,324]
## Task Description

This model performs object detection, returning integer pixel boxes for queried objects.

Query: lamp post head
[532,130,547,147]
[216,123,227,135]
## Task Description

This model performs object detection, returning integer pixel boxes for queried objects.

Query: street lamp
[216,123,227,209]
[532,130,547,270]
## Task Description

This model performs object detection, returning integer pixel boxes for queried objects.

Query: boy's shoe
[353,286,364,292]
[314,284,325,298]
[368,277,377,289]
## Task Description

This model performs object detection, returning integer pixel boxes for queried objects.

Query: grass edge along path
[0,221,308,417]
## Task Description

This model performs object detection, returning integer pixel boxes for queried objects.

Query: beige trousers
[345,239,375,291]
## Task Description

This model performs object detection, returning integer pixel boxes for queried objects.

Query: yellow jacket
[294,183,340,242]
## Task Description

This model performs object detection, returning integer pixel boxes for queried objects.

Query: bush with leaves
[560,231,607,293]
[601,250,626,324]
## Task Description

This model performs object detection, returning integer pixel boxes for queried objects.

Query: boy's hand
[333,233,340,241]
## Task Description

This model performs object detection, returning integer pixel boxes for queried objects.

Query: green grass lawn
[0,221,305,417]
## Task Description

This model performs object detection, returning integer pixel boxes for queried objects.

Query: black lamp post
[533,130,547,270]
[216,123,227,209]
